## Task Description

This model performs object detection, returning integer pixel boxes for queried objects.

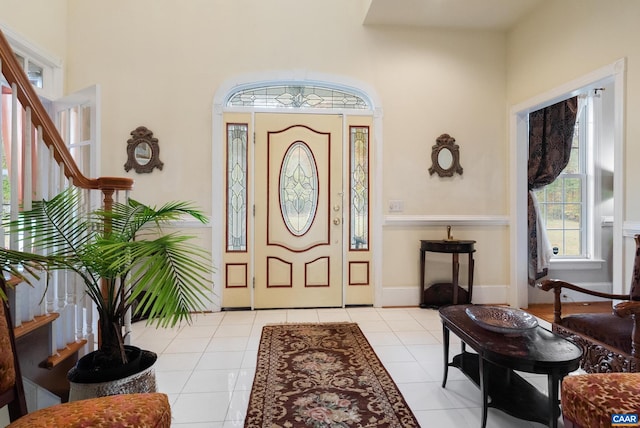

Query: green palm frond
[0,187,214,364]
[95,198,208,242]
[5,188,95,258]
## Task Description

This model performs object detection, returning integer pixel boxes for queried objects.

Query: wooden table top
[439,304,583,374]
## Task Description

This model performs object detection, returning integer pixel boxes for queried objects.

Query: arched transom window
[226,84,370,110]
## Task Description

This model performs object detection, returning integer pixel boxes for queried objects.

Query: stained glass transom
[280,142,318,236]
[227,124,248,251]
[227,85,369,110]
[350,127,369,250]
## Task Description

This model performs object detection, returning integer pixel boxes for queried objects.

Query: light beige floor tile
[181,369,240,393]
[136,307,567,427]
[155,352,202,372]
[196,351,245,370]
[164,337,211,354]
[171,392,232,424]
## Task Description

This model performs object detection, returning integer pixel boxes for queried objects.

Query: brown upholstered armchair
[539,279,640,373]
[0,284,172,427]
[540,235,640,373]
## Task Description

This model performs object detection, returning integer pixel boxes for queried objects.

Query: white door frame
[212,71,383,311]
[509,58,626,309]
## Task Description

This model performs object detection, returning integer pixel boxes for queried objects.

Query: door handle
[333,217,341,225]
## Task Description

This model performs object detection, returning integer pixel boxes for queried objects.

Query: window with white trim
[535,94,600,259]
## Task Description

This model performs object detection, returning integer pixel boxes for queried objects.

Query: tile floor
[131,306,565,427]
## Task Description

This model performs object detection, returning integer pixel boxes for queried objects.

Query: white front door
[221,110,374,310]
[253,113,344,308]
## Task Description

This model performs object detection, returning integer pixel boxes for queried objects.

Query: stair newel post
[95,178,134,349]
[98,187,115,348]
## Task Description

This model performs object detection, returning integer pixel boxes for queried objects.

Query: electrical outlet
[388,200,404,213]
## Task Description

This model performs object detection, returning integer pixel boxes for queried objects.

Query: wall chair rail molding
[383,214,509,227]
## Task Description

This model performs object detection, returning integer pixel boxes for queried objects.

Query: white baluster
[48,147,56,198]
[36,126,45,200]
[35,127,47,317]
[64,269,75,345]
[9,84,18,250]
[8,84,20,326]
[84,291,95,353]
[45,269,55,316]
[24,107,33,213]
[75,271,84,342]
[23,108,35,322]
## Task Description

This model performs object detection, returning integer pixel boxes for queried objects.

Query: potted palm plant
[0,188,213,398]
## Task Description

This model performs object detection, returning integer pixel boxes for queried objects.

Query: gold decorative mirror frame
[428,133,463,177]
[124,126,164,174]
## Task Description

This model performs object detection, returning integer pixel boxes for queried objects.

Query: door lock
[333,217,341,225]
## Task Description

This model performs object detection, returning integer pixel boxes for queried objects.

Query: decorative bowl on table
[465,305,538,334]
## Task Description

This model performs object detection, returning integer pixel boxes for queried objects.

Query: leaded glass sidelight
[350,127,369,250]
[280,142,318,236]
[227,124,248,251]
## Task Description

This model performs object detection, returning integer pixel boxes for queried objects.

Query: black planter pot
[67,345,158,401]
[68,345,157,384]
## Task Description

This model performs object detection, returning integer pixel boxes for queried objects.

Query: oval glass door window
[280,141,318,236]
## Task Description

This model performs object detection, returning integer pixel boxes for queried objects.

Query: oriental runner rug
[244,322,419,427]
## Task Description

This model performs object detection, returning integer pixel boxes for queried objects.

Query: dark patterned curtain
[528,97,578,284]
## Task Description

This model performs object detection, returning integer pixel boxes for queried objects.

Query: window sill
[549,258,606,270]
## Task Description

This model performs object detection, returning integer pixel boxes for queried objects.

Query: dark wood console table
[439,305,582,428]
[420,239,475,308]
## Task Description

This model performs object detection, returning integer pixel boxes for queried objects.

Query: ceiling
[363,0,544,31]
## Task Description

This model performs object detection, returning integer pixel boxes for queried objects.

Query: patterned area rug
[244,322,419,427]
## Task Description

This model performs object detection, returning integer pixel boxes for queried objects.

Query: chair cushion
[0,301,16,395]
[562,373,640,428]
[7,392,171,428]
[559,313,633,355]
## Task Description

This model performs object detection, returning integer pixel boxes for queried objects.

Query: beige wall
[0,1,629,305]
[62,0,511,304]
[507,0,640,296]
[508,0,640,218]
[0,0,67,61]
[1,0,518,306]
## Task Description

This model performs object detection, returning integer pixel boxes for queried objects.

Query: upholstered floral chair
[562,373,640,428]
[1,285,171,427]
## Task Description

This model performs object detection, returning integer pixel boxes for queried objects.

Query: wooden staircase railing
[0,28,134,402]
[0,30,132,194]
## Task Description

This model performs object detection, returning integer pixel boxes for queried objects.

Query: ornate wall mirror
[124,126,164,173]
[428,133,463,177]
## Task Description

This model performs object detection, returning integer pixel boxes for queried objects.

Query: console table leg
[442,324,450,388]
[468,254,475,303]
[479,357,489,428]
[547,374,560,428]
[452,253,460,304]
[420,249,426,308]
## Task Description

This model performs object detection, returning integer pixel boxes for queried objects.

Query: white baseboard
[381,285,508,307]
